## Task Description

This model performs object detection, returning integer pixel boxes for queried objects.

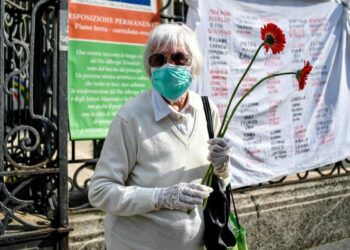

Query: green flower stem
[202,72,296,209]
[219,42,265,136]
[219,72,296,136]
[190,165,213,213]
[208,169,213,187]
[202,166,213,209]
[202,42,265,208]
[201,164,213,185]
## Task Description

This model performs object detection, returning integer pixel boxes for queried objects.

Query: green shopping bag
[229,213,248,250]
[227,186,249,250]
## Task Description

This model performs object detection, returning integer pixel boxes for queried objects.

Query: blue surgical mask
[151,63,192,102]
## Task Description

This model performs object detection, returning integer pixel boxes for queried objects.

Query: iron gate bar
[160,0,186,22]
[0,0,5,175]
[0,168,60,177]
[235,170,350,192]
[58,0,69,232]
[0,227,71,250]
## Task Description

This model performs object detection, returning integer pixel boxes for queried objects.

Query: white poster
[187,0,350,187]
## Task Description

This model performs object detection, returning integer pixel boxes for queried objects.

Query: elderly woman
[88,23,231,250]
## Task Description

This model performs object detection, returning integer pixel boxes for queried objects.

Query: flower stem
[219,42,265,136]
[202,43,264,207]
[219,72,296,136]
[202,166,213,209]
[202,72,296,208]
[201,164,213,185]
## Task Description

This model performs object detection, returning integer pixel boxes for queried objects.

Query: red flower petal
[261,23,286,54]
[296,61,312,90]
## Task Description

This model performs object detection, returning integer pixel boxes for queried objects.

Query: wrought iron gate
[0,0,69,249]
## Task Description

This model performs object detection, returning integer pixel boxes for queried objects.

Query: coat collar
[151,88,204,122]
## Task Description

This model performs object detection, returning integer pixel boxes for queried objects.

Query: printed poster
[68,0,160,139]
[188,0,350,187]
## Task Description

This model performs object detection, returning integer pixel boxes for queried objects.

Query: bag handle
[201,96,240,226]
[201,96,214,139]
[201,96,240,224]
[228,184,241,229]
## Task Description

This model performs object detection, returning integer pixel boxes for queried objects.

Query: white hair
[143,23,203,79]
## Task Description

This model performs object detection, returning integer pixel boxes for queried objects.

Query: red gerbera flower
[296,61,312,90]
[261,23,286,54]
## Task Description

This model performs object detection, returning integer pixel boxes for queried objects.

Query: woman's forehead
[154,45,188,54]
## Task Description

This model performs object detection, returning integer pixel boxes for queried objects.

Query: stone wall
[69,174,350,249]
[69,209,105,250]
[237,175,350,250]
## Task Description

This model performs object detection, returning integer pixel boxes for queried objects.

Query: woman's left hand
[207,137,231,179]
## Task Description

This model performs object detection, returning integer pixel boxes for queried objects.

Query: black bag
[201,96,236,250]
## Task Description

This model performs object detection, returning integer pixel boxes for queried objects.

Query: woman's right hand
[154,183,213,211]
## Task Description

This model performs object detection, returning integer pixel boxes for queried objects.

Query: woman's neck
[164,91,189,112]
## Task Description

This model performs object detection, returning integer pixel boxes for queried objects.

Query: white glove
[207,137,231,179]
[154,183,213,211]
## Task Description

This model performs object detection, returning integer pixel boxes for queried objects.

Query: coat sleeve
[88,115,156,216]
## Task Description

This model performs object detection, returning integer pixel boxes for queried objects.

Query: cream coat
[88,90,221,250]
